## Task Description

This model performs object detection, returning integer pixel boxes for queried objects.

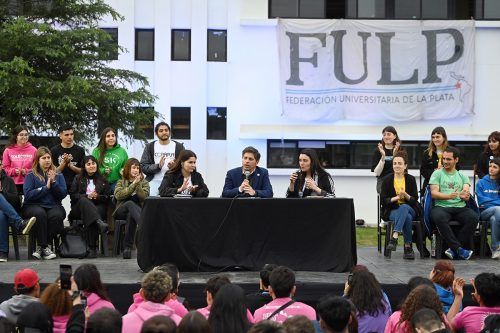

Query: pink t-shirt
[253,297,316,324]
[385,310,450,333]
[453,306,500,333]
[196,305,254,323]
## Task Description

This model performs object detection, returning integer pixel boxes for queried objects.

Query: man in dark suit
[221,146,273,198]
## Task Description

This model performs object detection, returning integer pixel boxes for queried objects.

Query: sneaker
[42,247,56,260]
[386,237,398,252]
[444,248,458,260]
[492,249,500,260]
[19,217,37,235]
[32,246,43,260]
[458,247,473,260]
[0,252,7,262]
[123,247,131,259]
[403,245,415,260]
[87,248,97,259]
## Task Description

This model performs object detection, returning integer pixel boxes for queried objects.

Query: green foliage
[0,0,157,144]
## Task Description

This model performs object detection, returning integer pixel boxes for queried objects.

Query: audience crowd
[0,263,498,333]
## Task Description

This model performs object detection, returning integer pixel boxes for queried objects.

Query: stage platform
[0,246,495,315]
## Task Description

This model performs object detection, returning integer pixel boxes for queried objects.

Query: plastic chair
[112,219,128,256]
[8,225,20,260]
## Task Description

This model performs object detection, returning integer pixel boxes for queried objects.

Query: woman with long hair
[420,126,449,194]
[372,126,401,193]
[158,150,209,197]
[114,158,149,259]
[476,157,500,259]
[208,284,251,333]
[69,155,110,258]
[344,267,391,333]
[381,151,421,259]
[177,311,212,333]
[40,282,73,333]
[2,125,37,193]
[286,148,335,197]
[23,147,67,260]
[429,260,464,315]
[73,264,115,315]
[91,127,128,192]
[476,131,500,179]
[385,285,451,333]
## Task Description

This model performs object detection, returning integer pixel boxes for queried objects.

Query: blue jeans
[0,194,23,253]
[389,204,416,244]
[480,206,500,251]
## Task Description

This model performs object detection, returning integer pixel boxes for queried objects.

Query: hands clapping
[46,170,56,188]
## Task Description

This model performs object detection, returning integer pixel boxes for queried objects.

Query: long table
[137,198,357,272]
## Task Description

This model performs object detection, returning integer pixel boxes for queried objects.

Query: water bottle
[431,234,436,257]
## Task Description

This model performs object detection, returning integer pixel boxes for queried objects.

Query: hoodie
[23,171,67,208]
[91,145,128,184]
[52,314,69,333]
[476,175,500,209]
[121,301,181,333]
[127,292,188,318]
[2,143,37,185]
[434,283,461,314]
[85,292,115,315]
[0,294,39,324]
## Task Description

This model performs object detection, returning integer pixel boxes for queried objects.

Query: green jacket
[113,178,150,214]
[91,145,128,184]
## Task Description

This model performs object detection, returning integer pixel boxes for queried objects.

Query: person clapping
[158,150,209,197]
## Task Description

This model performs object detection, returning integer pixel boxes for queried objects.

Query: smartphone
[81,294,87,308]
[60,264,72,290]
[347,273,353,285]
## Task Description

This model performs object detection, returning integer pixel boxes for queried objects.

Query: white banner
[278,20,475,122]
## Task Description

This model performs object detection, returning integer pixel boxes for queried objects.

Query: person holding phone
[114,158,150,259]
[158,150,209,197]
[286,148,335,198]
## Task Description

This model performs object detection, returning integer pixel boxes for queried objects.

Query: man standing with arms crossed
[429,146,478,260]
[140,122,184,196]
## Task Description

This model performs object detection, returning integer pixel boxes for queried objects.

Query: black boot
[404,244,415,260]
[386,237,398,251]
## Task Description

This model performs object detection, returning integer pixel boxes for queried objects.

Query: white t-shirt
[86,179,95,196]
[180,176,193,195]
[150,141,176,196]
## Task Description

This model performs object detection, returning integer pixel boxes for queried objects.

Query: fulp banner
[278,19,475,122]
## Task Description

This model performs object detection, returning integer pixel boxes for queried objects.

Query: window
[171,107,191,140]
[100,28,118,61]
[207,30,227,62]
[269,0,326,18]
[134,107,154,140]
[206,107,227,140]
[357,0,386,18]
[171,29,191,61]
[483,0,500,19]
[135,29,154,61]
[267,139,483,170]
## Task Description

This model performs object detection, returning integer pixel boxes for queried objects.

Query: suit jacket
[158,170,209,197]
[380,173,422,221]
[221,166,273,198]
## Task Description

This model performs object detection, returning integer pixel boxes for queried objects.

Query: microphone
[244,170,250,180]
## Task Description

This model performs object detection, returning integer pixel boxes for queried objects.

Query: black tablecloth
[137,198,357,272]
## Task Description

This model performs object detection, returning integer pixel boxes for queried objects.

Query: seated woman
[23,147,67,260]
[114,158,149,259]
[429,260,464,316]
[286,148,335,198]
[158,150,209,197]
[343,266,391,333]
[69,155,111,258]
[420,126,448,196]
[476,157,500,259]
[381,151,420,259]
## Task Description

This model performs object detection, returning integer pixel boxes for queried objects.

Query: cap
[14,269,40,290]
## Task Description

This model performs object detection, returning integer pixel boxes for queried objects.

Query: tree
[0,0,157,144]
